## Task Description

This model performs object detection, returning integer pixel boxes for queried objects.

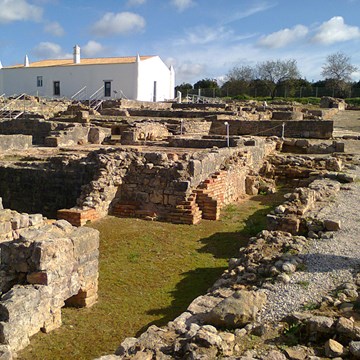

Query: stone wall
[59,140,276,225]
[0,156,97,218]
[0,117,57,145]
[210,120,334,139]
[0,205,99,357]
[281,139,345,154]
[0,135,32,151]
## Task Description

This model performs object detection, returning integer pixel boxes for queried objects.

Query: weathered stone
[115,337,138,356]
[336,316,354,334]
[264,350,287,360]
[187,295,223,315]
[204,290,267,328]
[349,341,360,358]
[278,273,291,284]
[307,316,334,334]
[282,262,296,273]
[194,326,222,348]
[324,339,344,358]
[325,158,342,172]
[323,219,341,231]
[284,346,309,360]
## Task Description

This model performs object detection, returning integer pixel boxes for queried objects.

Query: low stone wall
[108,99,173,110]
[0,117,57,145]
[0,205,99,357]
[281,139,345,154]
[210,120,334,139]
[63,140,276,225]
[172,103,227,110]
[306,108,339,120]
[0,135,32,151]
[128,109,234,118]
[272,111,303,120]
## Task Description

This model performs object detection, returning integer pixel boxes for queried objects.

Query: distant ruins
[0,93,349,357]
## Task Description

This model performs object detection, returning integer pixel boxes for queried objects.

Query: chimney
[73,45,81,64]
[24,55,30,67]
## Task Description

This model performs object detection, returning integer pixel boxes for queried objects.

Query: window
[37,76,43,87]
[104,81,111,97]
[53,81,60,96]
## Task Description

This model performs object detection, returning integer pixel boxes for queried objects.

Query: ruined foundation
[0,96,348,357]
[0,207,99,356]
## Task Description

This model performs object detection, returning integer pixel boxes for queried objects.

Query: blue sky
[1,0,360,85]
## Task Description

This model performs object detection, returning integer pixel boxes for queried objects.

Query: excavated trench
[17,190,287,360]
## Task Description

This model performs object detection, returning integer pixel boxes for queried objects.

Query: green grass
[18,192,285,360]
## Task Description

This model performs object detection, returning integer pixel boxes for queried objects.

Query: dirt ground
[332,109,360,155]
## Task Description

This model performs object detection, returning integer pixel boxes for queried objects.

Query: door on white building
[104,81,111,97]
[153,81,157,102]
[53,81,60,96]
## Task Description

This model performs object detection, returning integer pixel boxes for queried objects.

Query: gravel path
[261,165,360,322]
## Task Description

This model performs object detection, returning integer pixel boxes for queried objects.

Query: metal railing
[0,93,26,119]
[70,86,87,101]
[186,94,224,104]
[89,85,104,108]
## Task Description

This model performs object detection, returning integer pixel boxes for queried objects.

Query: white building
[0,45,175,102]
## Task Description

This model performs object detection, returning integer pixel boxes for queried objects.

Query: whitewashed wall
[0,57,175,101]
[137,56,174,101]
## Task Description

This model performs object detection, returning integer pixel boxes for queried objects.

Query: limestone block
[41,308,62,333]
[70,227,100,262]
[28,214,43,227]
[324,339,344,358]
[0,222,11,235]
[19,214,29,228]
[88,127,110,144]
[149,191,164,204]
[189,160,202,177]
[204,290,267,328]
[187,295,223,315]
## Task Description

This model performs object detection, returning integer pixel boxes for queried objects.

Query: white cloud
[223,2,277,24]
[177,26,233,45]
[32,42,71,59]
[312,16,360,45]
[44,21,64,36]
[82,41,105,57]
[258,24,309,48]
[92,12,145,37]
[127,0,146,6]
[175,62,205,83]
[0,0,42,24]
[171,0,195,12]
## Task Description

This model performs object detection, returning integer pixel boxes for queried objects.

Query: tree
[321,52,358,97]
[175,82,193,96]
[223,65,254,96]
[193,78,218,89]
[256,59,301,99]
